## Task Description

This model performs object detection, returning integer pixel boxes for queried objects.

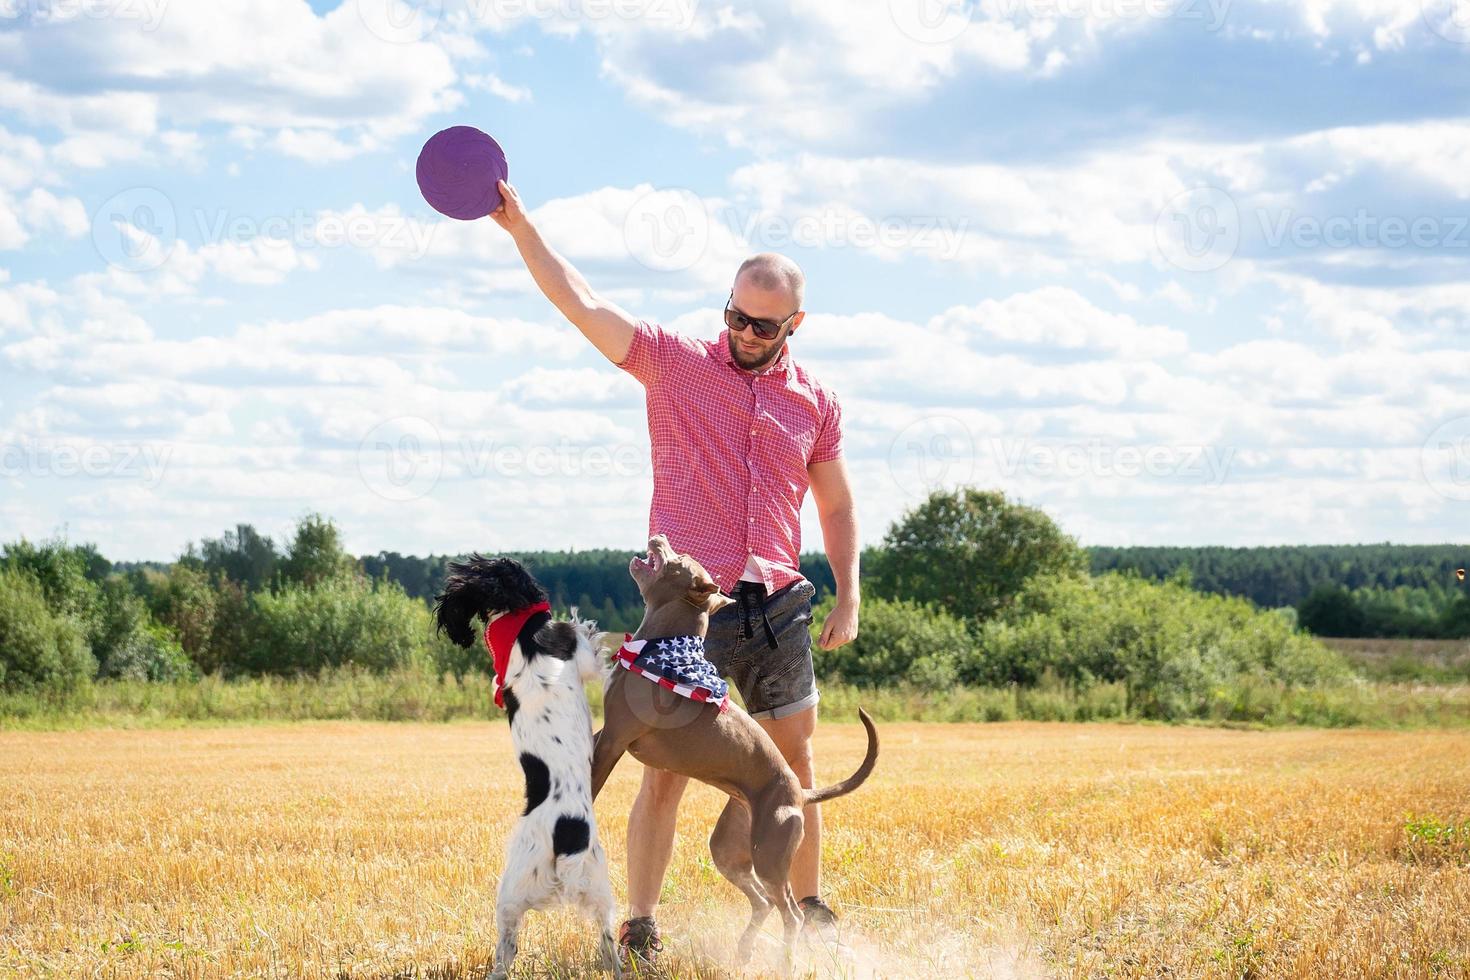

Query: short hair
[735,253,805,310]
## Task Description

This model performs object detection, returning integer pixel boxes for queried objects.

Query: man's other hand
[817,597,859,650]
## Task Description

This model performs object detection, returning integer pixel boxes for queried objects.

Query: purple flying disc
[416,126,508,221]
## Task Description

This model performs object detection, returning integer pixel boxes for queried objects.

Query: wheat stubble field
[2,720,1468,979]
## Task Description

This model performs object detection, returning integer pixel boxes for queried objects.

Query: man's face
[726,278,803,372]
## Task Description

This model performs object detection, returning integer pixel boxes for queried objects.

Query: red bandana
[483,601,551,709]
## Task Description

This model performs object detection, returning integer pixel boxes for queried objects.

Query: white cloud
[463,72,533,103]
[0,188,89,250]
[0,0,459,167]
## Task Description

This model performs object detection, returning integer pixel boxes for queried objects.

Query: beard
[726,329,788,372]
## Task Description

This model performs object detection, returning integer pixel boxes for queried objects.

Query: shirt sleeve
[615,318,669,387]
[809,389,844,464]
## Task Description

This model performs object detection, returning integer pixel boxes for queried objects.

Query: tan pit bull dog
[591,534,878,968]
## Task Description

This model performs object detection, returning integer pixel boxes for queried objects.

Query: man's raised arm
[489,178,636,365]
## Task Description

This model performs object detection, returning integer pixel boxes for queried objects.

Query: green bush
[241,574,440,675]
[973,570,1354,720]
[91,578,195,683]
[0,568,95,695]
[809,592,972,690]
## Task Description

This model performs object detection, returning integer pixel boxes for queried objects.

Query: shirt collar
[720,328,791,377]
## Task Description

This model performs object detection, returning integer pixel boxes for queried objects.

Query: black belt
[730,580,779,649]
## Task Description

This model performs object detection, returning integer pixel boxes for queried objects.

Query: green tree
[0,568,95,694]
[1297,584,1367,637]
[184,524,279,592]
[142,564,220,671]
[868,487,1087,622]
[280,513,359,588]
[0,537,101,632]
[1439,595,1470,639]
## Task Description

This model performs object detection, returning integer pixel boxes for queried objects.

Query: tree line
[3,491,1466,722]
[1089,543,1468,638]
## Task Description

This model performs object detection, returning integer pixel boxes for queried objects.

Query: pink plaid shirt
[617,321,844,595]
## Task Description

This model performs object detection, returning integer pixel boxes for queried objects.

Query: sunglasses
[724,294,797,340]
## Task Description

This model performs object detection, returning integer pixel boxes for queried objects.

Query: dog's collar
[484,601,552,709]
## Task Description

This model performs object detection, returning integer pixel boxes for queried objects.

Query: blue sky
[1,0,1467,563]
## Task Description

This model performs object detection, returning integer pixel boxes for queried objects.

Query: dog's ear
[433,575,483,649]
[433,553,498,648]
[687,579,734,615]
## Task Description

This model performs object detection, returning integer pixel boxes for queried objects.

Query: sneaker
[798,895,840,942]
[618,915,664,968]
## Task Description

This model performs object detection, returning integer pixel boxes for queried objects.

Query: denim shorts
[704,578,820,721]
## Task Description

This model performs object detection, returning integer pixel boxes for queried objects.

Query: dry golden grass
[2,719,1468,978]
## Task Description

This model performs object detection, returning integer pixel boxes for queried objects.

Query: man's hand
[817,596,859,650]
[489,179,529,236]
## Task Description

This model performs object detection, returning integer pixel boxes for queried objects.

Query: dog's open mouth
[630,544,665,577]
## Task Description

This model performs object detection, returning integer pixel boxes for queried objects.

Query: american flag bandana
[616,633,731,712]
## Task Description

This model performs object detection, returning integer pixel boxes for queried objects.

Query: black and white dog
[434,555,621,980]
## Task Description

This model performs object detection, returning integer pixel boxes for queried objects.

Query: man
[488,178,861,963]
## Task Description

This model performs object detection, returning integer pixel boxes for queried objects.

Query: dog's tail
[804,707,878,806]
